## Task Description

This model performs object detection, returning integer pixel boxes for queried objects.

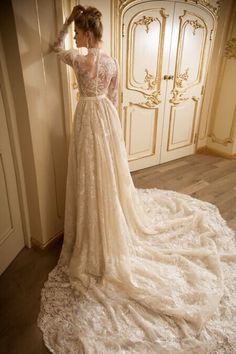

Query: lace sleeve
[51,18,76,67]
[107,58,119,109]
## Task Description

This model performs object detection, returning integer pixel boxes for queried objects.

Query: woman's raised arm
[50,6,80,66]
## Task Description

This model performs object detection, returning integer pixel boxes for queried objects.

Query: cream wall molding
[209,106,236,146]
[197,145,236,159]
[117,0,221,17]
[208,0,236,148]
[196,0,233,148]
[184,0,221,18]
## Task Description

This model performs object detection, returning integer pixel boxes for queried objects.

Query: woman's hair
[74,5,103,42]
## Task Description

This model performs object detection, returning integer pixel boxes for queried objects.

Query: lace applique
[51,19,119,108]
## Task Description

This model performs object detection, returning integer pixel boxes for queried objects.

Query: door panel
[122,1,174,171]
[124,105,158,161]
[160,3,214,163]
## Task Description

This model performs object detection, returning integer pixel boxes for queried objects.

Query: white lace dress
[37,18,236,353]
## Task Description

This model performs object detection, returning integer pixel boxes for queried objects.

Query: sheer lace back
[52,21,119,107]
[75,48,118,99]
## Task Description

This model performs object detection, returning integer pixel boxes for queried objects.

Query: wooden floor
[0,153,235,354]
[131,153,236,232]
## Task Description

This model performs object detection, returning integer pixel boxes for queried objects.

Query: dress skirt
[37,94,236,353]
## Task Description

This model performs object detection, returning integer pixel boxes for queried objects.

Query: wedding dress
[37,19,236,353]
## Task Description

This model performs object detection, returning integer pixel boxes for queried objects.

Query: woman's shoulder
[101,50,118,66]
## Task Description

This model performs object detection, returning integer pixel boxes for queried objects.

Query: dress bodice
[51,20,119,107]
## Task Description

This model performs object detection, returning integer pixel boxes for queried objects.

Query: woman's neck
[88,40,102,49]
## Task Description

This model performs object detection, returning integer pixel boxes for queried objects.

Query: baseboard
[31,232,63,250]
[197,146,236,159]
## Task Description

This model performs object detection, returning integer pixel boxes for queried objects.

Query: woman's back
[74,49,118,98]
[52,23,119,107]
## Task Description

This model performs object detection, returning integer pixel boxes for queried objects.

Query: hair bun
[75,5,85,16]
[74,5,103,42]
[86,6,102,20]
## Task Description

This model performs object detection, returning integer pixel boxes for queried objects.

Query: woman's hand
[67,6,81,24]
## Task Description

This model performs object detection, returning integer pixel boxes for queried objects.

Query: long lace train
[38,188,236,352]
[37,94,236,352]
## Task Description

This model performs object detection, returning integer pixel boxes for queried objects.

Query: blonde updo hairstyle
[74,5,103,42]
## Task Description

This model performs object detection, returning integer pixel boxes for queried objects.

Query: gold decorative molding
[169,88,189,105]
[119,0,221,16]
[176,10,207,89]
[144,69,157,90]
[119,0,138,11]
[128,12,161,90]
[137,90,161,108]
[176,68,189,88]
[184,0,222,17]
[186,19,204,34]
[127,8,168,104]
[209,134,233,146]
[134,15,158,33]
[224,38,236,59]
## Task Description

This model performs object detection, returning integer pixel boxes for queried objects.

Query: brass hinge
[201,85,204,95]
[210,29,213,41]
[122,23,125,37]
[194,133,198,144]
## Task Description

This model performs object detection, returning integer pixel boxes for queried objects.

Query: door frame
[0,33,31,248]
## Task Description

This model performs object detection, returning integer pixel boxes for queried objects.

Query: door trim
[0,33,31,248]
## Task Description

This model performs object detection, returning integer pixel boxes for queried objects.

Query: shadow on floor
[0,237,63,354]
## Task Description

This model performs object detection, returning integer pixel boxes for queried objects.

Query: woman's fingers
[68,5,81,22]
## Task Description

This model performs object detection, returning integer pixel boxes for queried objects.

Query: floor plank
[132,154,236,230]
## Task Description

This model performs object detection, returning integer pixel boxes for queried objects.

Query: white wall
[10,0,69,247]
[206,0,236,158]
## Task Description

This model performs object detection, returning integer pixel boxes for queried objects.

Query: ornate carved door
[121,1,215,170]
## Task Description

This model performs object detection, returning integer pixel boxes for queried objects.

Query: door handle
[164,75,174,80]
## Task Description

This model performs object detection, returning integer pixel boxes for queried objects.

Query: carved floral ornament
[118,0,221,17]
[186,19,204,35]
[138,90,162,108]
[169,68,189,105]
[144,69,157,90]
[224,38,236,59]
[176,68,189,88]
[134,15,158,33]
[169,88,189,105]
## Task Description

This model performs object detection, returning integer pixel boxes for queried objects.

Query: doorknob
[164,75,174,80]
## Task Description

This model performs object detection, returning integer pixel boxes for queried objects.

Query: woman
[38,5,236,353]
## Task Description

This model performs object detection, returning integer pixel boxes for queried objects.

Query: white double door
[121,1,214,171]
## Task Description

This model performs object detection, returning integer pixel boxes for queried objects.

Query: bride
[37,5,236,353]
